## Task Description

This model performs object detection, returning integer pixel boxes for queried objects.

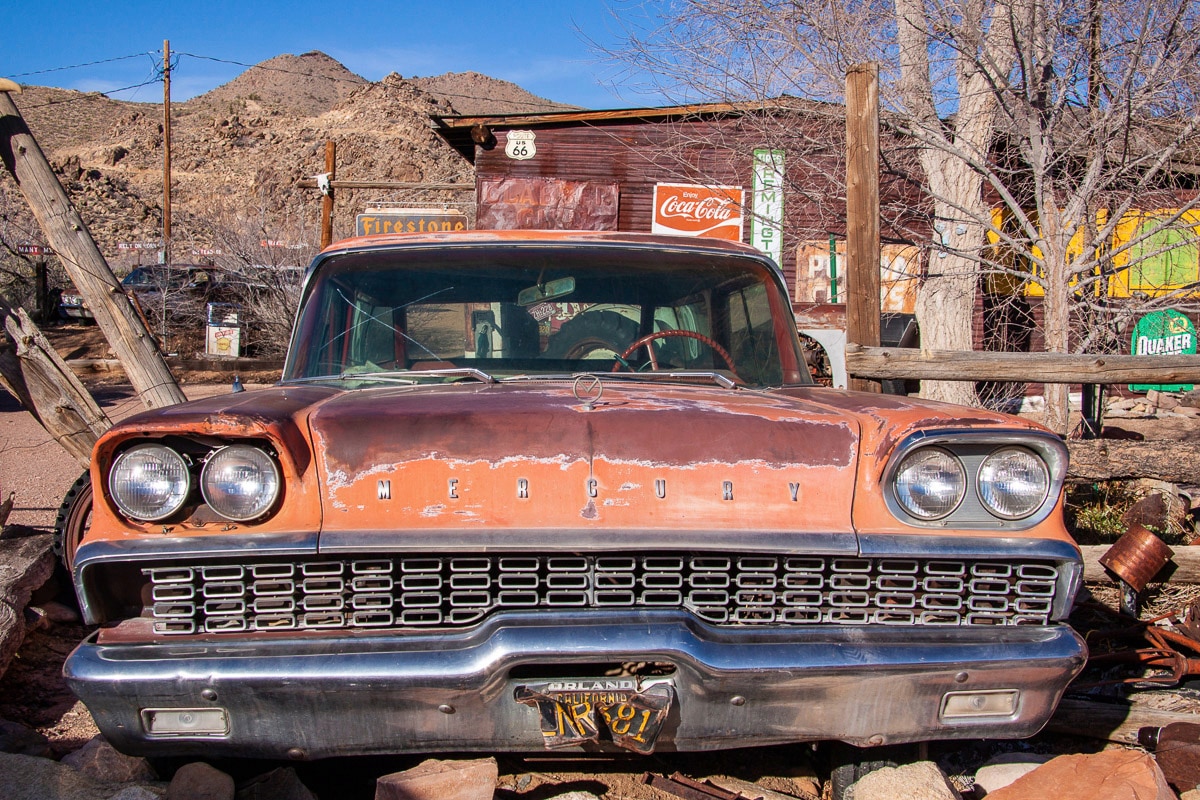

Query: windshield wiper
[600,371,739,389]
[284,368,498,386]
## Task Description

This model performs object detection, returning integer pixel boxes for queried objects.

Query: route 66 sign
[505,131,536,160]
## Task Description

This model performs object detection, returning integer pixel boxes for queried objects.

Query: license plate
[514,678,674,754]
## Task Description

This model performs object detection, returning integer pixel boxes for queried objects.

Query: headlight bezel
[106,439,283,525]
[883,431,1067,529]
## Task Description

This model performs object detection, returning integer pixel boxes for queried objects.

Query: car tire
[826,742,913,800]
[543,309,639,360]
[53,471,92,573]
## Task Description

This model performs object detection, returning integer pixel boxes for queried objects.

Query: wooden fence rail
[845,344,1200,385]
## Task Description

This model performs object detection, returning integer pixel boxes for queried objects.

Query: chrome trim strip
[317,529,860,554]
[881,430,1069,531]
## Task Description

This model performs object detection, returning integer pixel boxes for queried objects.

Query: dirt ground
[1,323,1196,798]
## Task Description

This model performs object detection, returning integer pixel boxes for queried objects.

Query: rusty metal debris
[1098,523,1175,617]
[1138,721,1200,793]
[1082,600,1200,687]
[640,772,753,800]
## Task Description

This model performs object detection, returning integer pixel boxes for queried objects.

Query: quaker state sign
[1130,308,1196,392]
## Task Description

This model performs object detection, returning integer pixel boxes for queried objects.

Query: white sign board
[751,149,785,265]
[505,131,537,160]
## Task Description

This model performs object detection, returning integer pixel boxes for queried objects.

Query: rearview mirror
[518,277,575,306]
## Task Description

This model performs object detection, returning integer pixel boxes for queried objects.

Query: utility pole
[320,140,336,249]
[162,39,172,265]
[845,63,881,393]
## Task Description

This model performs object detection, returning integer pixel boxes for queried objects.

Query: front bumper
[66,611,1087,759]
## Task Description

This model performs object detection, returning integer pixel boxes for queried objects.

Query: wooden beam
[1047,699,1199,745]
[845,64,881,393]
[297,179,472,191]
[846,344,1200,384]
[0,303,110,467]
[1068,440,1200,484]
[0,90,186,410]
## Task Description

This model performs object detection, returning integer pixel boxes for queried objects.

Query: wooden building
[434,101,927,313]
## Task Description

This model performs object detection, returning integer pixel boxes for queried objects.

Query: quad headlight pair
[892,445,1050,522]
[108,443,281,523]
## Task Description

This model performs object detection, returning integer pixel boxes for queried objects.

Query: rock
[848,761,959,800]
[63,736,157,783]
[0,719,51,758]
[983,749,1175,800]
[1122,493,1172,531]
[543,794,601,800]
[710,773,820,799]
[235,767,316,800]
[974,754,1052,797]
[0,751,116,800]
[109,788,163,800]
[167,762,235,800]
[0,533,56,679]
[375,757,498,800]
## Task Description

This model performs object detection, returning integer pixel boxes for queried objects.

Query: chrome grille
[143,553,1062,635]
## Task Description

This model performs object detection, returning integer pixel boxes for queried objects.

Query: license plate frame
[514,678,674,754]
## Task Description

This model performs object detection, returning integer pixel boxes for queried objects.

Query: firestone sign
[356,210,469,237]
[1129,308,1196,392]
[651,183,744,241]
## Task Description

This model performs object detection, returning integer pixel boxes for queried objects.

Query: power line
[176,52,367,86]
[11,47,579,114]
[9,52,157,78]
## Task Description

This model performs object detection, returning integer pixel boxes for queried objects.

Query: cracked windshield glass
[283,244,806,387]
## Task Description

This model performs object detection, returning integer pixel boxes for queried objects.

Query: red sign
[651,183,743,241]
[17,244,52,256]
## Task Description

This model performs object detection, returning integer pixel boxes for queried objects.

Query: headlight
[977,447,1050,519]
[200,445,281,521]
[892,447,966,520]
[109,444,190,521]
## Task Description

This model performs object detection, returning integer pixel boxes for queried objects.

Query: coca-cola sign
[652,183,744,241]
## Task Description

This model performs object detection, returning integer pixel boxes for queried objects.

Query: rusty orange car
[64,230,1085,759]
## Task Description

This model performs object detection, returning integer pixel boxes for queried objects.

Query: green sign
[1130,308,1196,392]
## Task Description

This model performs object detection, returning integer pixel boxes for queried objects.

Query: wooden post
[320,140,335,249]
[846,63,881,393]
[0,301,110,467]
[162,40,172,265]
[0,88,186,409]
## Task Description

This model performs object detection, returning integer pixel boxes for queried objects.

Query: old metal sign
[17,244,52,256]
[652,183,744,241]
[751,149,785,265]
[1130,308,1196,392]
[505,130,537,160]
[355,209,468,236]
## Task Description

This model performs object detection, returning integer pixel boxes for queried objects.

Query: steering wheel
[613,329,737,374]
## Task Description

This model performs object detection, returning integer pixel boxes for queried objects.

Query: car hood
[306,380,864,551]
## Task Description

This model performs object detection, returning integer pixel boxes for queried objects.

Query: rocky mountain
[2,52,575,277]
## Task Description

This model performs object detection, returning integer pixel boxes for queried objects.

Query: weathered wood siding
[469,112,925,294]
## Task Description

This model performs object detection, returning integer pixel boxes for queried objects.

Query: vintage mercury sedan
[64,231,1086,759]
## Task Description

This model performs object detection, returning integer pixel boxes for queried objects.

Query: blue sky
[0,0,657,109]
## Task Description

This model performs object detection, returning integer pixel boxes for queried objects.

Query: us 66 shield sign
[505,131,536,160]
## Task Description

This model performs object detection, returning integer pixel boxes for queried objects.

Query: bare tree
[604,0,1200,430]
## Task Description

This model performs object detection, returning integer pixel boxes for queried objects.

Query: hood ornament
[572,374,604,411]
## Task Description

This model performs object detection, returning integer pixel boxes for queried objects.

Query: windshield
[282,242,809,388]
